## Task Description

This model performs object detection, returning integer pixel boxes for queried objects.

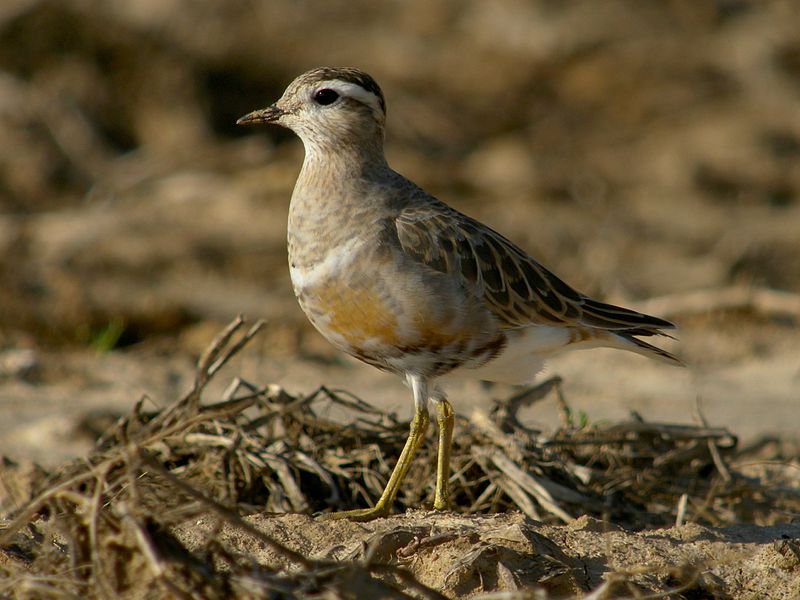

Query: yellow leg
[322,407,429,521]
[433,398,454,510]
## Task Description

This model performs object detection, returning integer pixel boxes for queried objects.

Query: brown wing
[394,203,677,336]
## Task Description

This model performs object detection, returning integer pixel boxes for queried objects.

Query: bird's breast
[290,244,505,376]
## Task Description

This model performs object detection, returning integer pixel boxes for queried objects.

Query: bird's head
[237,67,387,155]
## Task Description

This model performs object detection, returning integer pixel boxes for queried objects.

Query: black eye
[313,88,340,106]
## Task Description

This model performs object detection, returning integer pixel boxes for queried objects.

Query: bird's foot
[318,504,392,522]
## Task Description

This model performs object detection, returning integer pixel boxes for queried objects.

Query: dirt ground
[178,512,800,598]
[1,1,799,598]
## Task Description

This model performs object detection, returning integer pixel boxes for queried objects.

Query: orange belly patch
[309,284,402,348]
[412,312,468,351]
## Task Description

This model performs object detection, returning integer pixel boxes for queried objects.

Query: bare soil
[179,512,800,598]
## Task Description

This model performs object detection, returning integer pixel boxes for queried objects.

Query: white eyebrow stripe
[317,80,383,115]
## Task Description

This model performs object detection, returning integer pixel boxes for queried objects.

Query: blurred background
[0,0,798,464]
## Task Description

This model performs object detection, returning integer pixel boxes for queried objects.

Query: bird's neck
[292,139,389,210]
[300,134,388,176]
[288,141,391,258]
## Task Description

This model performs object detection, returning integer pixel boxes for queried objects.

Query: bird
[237,67,682,521]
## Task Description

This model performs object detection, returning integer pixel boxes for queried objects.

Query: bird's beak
[236,104,285,126]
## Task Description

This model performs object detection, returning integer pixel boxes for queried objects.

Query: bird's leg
[322,406,429,521]
[321,375,430,521]
[433,397,454,510]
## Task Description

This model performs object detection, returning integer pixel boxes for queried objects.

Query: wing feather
[395,203,676,338]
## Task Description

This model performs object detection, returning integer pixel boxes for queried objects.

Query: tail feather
[580,297,676,332]
[613,332,684,366]
[572,297,683,366]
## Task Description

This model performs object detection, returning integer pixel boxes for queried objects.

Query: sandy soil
[177,512,800,598]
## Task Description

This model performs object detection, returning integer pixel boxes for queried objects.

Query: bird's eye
[313,88,340,106]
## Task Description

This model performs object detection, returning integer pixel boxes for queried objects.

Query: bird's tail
[579,297,684,366]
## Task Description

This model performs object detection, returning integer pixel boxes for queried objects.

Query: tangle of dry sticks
[1,317,797,598]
